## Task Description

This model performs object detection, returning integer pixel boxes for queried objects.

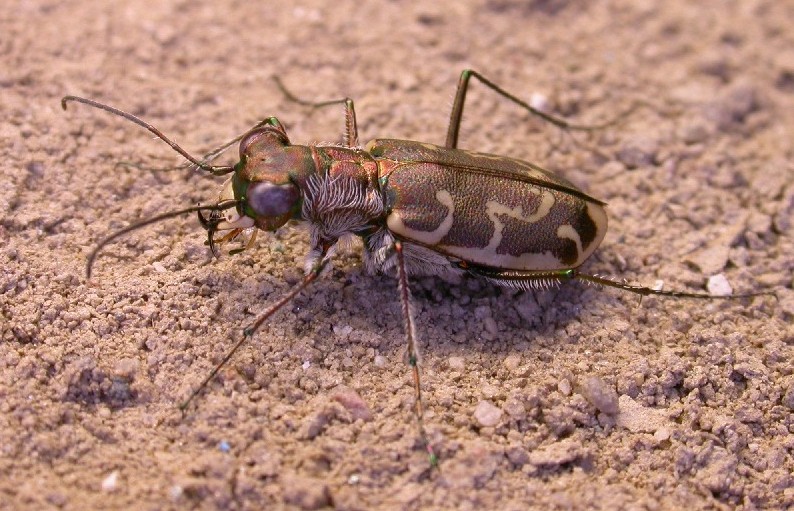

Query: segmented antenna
[61,96,236,176]
[86,201,240,278]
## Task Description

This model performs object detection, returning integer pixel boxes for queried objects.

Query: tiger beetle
[62,70,773,466]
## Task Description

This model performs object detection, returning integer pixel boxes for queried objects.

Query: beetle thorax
[301,171,385,243]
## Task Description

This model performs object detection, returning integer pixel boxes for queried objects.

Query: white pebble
[101,470,119,492]
[169,485,183,501]
[707,274,733,297]
[529,92,551,113]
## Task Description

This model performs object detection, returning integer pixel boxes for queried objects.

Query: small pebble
[529,92,551,113]
[687,246,729,275]
[678,121,709,144]
[503,354,521,371]
[169,485,183,501]
[448,356,465,370]
[707,274,733,297]
[617,136,659,168]
[101,470,119,492]
[580,376,619,415]
[528,438,586,467]
[654,427,671,442]
[474,400,503,427]
[503,397,526,419]
[333,324,353,338]
[557,378,572,396]
[782,382,794,410]
[481,383,499,399]
[330,386,372,421]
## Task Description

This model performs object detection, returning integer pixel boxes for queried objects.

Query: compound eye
[246,181,300,219]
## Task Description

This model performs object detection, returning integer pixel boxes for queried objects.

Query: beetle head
[211,119,307,234]
[61,97,308,271]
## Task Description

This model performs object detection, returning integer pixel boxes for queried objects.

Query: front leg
[181,243,332,411]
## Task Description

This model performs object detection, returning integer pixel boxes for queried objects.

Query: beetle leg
[445,69,636,149]
[467,265,775,299]
[574,272,775,300]
[273,76,359,148]
[180,249,332,412]
[463,265,571,291]
[394,241,438,467]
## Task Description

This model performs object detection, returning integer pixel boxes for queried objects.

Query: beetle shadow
[59,357,138,411]
[412,274,596,354]
[328,266,604,362]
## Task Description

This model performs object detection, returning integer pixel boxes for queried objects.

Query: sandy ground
[2,0,793,509]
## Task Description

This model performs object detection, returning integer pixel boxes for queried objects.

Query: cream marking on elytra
[438,188,566,270]
[556,224,583,260]
[387,189,455,245]
[482,187,555,253]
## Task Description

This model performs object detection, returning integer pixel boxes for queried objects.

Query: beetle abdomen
[370,139,607,271]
